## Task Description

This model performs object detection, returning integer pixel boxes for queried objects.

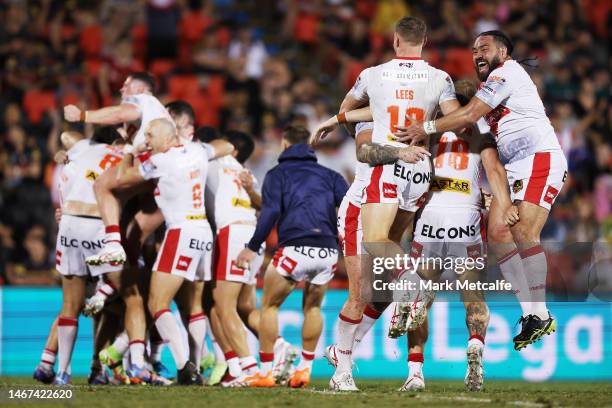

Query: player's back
[61,140,124,205]
[427,127,489,210]
[122,93,172,147]
[358,58,455,147]
[148,143,209,227]
[205,155,257,230]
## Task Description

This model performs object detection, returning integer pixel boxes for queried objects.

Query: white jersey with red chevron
[349,57,456,147]
[205,155,257,230]
[121,93,173,147]
[139,143,210,228]
[60,140,124,206]
[474,59,562,165]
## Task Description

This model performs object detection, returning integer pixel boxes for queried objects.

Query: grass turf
[1,377,611,408]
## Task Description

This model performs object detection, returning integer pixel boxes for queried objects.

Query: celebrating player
[236,126,348,388]
[395,30,567,349]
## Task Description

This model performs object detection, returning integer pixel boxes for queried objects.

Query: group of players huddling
[32,15,566,392]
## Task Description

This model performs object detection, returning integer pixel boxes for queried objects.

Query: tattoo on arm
[466,302,489,337]
[357,143,400,165]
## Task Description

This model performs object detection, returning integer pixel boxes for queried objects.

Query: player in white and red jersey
[110,118,213,385]
[311,16,460,391]
[396,30,566,350]
[52,129,127,385]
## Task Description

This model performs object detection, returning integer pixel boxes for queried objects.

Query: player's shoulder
[485,60,521,83]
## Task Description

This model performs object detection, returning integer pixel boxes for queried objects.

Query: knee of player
[488,221,512,243]
[511,221,539,243]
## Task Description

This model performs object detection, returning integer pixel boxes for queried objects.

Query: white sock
[112,331,130,356]
[297,350,315,371]
[273,337,287,355]
[407,353,424,377]
[40,348,56,370]
[498,249,532,316]
[57,317,78,374]
[200,316,210,356]
[95,282,116,301]
[259,351,274,375]
[154,309,188,370]
[239,356,258,376]
[336,314,361,374]
[225,351,241,377]
[212,340,225,362]
[104,225,121,244]
[188,313,206,365]
[354,305,383,347]
[521,245,549,319]
[129,340,146,367]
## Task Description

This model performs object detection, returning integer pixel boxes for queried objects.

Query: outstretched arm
[357,143,431,165]
[115,153,146,189]
[64,104,141,125]
[310,106,373,146]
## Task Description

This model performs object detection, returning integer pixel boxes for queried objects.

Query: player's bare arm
[310,106,373,146]
[208,139,235,159]
[357,143,430,165]
[64,103,141,125]
[238,170,262,210]
[114,153,146,189]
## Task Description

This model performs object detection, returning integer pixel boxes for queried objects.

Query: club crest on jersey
[85,169,99,181]
[512,180,523,194]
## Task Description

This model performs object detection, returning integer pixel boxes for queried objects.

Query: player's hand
[394,123,428,145]
[54,150,68,164]
[236,247,256,269]
[481,192,493,211]
[504,205,520,226]
[134,143,151,154]
[398,146,431,163]
[55,207,62,224]
[63,104,82,122]
[238,170,254,191]
[310,117,338,146]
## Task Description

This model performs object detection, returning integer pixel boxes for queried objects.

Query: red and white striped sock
[408,352,424,377]
[498,248,532,316]
[259,352,274,376]
[336,313,361,373]
[57,317,78,374]
[129,339,146,367]
[225,351,241,377]
[40,348,56,371]
[153,309,188,370]
[521,245,549,319]
[297,350,315,371]
[468,334,485,348]
[239,356,258,376]
[355,304,383,346]
[188,313,206,365]
[95,281,117,301]
[104,225,121,245]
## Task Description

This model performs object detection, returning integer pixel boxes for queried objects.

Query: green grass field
[1,377,611,408]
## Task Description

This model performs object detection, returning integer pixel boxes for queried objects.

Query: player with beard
[394,31,567,350]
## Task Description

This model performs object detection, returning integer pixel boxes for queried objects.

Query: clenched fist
[64,105,82,122]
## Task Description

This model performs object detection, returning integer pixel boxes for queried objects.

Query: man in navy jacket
[236,126,348,388]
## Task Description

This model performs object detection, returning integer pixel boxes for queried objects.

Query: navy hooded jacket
[247,143,348,252]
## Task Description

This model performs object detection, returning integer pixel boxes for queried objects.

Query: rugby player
[312,16,460,390]
[395,30,567,349]
[109,118,214,384]
[236,126,348,388]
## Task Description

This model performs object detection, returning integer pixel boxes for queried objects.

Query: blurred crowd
[0,0,609,287]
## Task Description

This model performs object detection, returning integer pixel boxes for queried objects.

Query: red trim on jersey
[344,203,360,256]
[519,245,544,259]
[524,152,550,204]
[157,229,181,273]
[365,166,383,204]
[214,225,230,281]
[394,56,423,60]
[105,225,121,234]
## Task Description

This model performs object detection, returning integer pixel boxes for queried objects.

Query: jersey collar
[394,56,423,60]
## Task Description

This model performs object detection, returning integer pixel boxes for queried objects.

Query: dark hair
[395,16,427,45]
[477,30,514,55]
[454,80,477,106]
[92,126,122,145]
[194,126,221,143]
[166,100,195,125]
[282,125,310,145]
[128,71,156,93]
[224,130,255,163]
